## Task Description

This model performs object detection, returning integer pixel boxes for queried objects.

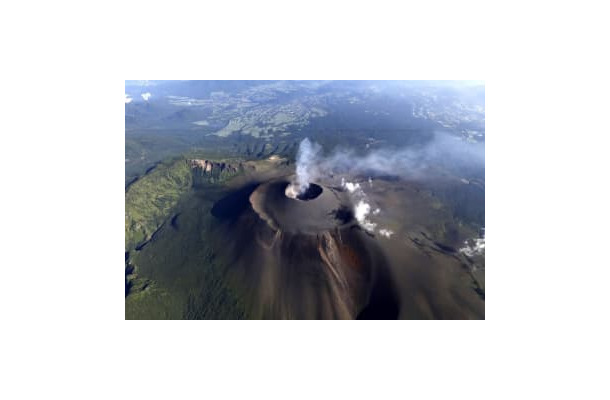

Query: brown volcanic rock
[188,159,239,174]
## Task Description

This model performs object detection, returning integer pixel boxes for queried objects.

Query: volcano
[210,176,399,319]
[130,167,484,320]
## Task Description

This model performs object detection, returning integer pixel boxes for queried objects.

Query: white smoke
[284,184,300,199]
[353,200,370,221]
[344,182,361,193]
[459,229,485,257]
[286,138,322,197]
[354,200,377,232]
[341,178,396,237]
[379,229,394,238]
[141,92,152,101]
[342,179,378,232]
[290,133,484,185]
[288,135,483,237]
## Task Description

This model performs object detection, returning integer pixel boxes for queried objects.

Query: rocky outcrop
[188,159,238,173]
[188,159,242,186]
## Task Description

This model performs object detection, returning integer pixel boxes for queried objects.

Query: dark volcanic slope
[207,177,397,319]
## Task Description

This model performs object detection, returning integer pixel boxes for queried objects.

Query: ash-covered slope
[210,177,398,319]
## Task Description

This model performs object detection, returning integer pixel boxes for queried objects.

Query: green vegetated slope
[125,154,250,319]
[126,193,248,319]
[125,157,192,251]
[125,135,191,185]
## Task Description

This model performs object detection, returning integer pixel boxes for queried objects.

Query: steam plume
[286,138,322,198]
[290,133,484,187]
[287,134,484,234]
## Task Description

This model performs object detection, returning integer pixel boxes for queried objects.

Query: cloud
[125,94,132,104]
[141,92,152,101]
